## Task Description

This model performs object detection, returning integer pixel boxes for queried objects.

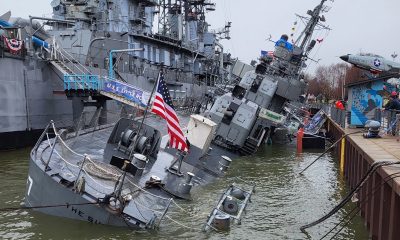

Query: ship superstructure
[207,0,332,154]
[0,0,234,149]
[49,0,230,86]
[23,0,333,231]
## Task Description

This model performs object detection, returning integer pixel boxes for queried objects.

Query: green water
[0,145,369,239]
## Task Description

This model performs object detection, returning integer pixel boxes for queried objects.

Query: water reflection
[0,145,368,239]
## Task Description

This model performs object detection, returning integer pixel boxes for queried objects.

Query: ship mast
[295,0,328,50]
[157,0,215,41]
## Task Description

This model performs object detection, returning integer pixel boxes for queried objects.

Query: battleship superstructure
[0,0,237,149]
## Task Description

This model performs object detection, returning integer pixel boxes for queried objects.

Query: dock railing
[330,107,346,128]
[375,109,400,136]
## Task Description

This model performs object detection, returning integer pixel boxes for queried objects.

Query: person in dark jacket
[383,91,400,111]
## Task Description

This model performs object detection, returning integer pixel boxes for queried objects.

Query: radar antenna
[295,0,330,51]
[212,22,232,40]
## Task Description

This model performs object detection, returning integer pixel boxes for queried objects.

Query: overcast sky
[2,0,400,74]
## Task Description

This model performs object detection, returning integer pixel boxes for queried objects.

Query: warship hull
[0,130,43,150]
[0,55,209,150]
[25,155,135,227]
[0,57,74,150]
[0,0,232,150]
[24,114,242,227]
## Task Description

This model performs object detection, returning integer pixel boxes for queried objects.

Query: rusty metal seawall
[327,116,400,240]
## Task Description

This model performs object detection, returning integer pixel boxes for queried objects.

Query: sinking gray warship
[24,0,331,231]
[25,87,245,228]
[0,0,247,149]
[207,0,332,153]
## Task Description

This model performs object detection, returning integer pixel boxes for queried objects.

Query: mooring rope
[0,201,100,212]
[164,215,200,231]
[0,199,198,232]
[300,160,400,233]
[298,130,364,175]
[320,171,400,239]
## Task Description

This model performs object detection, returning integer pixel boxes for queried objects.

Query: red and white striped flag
[261,50,274,58]
[151,72,188,152]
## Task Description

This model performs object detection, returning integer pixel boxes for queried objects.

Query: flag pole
[167,151,186,176]
[129,70,162,158]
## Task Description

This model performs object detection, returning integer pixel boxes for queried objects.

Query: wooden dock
[328,118,400,240]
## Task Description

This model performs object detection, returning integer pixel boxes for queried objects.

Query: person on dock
[382,91,400,136]
[382,91,400,111]
[335,100,345,110]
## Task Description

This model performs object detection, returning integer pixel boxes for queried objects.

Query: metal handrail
[54,47,87,75]
[49,39,93,91]
[31,121,53,160]
[57,45,92,74]
[64,74,102,91]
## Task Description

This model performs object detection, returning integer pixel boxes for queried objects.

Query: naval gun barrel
[29,16,75,38]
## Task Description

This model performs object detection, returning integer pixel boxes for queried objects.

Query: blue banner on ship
[103,80,150,108]
[304,110,327,135]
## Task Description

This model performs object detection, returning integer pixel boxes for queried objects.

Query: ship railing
[51,39,92,76]
[63,74,152,110]
[31,121,54,161]
[33,118,197,229]
[63,74,102,91]
[43,121,183,228]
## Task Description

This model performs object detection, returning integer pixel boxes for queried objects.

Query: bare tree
[307,63,350,101]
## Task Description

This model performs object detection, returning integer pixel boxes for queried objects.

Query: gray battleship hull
[25,154,133,227]
[0,55,209,150]
[0,57,73,149]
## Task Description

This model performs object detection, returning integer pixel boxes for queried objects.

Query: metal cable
[164,215,200,231]
[0,202,99,212]
[298,130,364,175]
[300,160,400,233]
[320,172,400,239]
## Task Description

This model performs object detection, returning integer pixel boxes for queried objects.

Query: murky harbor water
[0,145,368,239]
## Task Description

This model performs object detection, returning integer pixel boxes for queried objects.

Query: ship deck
[31,112,238,225]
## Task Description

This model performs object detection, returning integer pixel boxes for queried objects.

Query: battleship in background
[0,0,254,150]
[24,0,332,230]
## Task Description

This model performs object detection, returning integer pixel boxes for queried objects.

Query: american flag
[261,50,274,58]
[151,72,188,152]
